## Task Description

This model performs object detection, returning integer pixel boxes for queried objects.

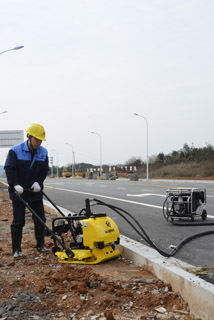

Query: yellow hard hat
[26,123,46,141]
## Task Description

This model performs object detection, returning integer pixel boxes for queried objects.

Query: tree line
[155,143,214,164]
[125,143,214,167]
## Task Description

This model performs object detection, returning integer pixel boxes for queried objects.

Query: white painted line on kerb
[46,186,163,209]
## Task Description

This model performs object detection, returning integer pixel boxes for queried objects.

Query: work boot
[37,244,50,253]
[11,226,23,259]
[35,225,50,253]
[13,250,23,258]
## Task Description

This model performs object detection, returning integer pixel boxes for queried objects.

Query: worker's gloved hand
[31,182,41,192]
[14,185,24,195]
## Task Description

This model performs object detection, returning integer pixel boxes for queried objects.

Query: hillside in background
[146,161,214,180]
[127,143,214,180]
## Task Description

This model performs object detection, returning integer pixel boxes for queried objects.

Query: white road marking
[84,183,96,186]
[127,193,165,198]
[49,182,64,185]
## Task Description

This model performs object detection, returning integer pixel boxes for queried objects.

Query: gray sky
[0,0,213,167]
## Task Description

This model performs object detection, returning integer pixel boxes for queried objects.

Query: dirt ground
[0,183,198,320]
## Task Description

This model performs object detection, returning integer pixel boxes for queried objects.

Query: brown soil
[0,184,197,320]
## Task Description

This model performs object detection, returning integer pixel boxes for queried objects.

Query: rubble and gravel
[0,183,198,320]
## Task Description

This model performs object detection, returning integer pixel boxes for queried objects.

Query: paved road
[41,177,214,268]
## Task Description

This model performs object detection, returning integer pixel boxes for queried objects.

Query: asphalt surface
[38,177,214,269]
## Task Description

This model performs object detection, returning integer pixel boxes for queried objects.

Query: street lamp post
[133,113,149,180]
[0,46,24,55]
[49,156,54,177]
[65,143,75,177]
[52,149,59,178]
[91,131,102,177]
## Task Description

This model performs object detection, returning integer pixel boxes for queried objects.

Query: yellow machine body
[54,215,120,264]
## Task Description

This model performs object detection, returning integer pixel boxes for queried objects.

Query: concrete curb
[44,201,214,320]
[119,236,214,320]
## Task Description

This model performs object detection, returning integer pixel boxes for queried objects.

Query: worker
[4,123,49,258]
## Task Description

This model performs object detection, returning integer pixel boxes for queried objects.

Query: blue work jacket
[4,140,49,202]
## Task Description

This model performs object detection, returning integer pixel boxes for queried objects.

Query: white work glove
[14,185,24,195]
[31,182,41,192]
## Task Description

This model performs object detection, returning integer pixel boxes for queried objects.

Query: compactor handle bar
[15,191,74,258]
[40,190,66,217]
[22,189,66,217]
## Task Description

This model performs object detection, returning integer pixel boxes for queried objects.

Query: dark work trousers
[11,199,46,228]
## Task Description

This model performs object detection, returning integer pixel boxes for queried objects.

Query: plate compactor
[17,192,120,265]
[163,188,207,222]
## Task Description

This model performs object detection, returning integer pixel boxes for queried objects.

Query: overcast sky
[0,0,213,167]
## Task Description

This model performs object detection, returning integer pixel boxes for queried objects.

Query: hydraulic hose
[92,198,175,257]
[92,198,214,258]
[41,190,66,217]
[174,230,214,254]
[167,221,214,226]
